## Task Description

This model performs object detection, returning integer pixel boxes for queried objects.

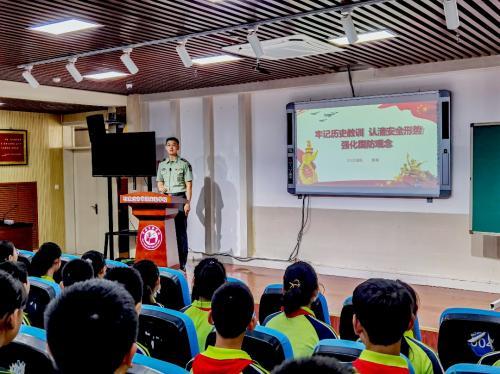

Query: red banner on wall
[0,130,28,165]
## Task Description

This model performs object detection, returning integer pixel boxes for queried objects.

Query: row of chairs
[16,250,500,371]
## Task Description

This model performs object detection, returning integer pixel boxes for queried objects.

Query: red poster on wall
[0,130,28,165]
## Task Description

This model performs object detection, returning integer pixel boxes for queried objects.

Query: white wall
[146,65,500,291]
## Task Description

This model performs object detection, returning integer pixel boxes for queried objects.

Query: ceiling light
[193,55,241,65]
[247,30,264,59]
[340,11,358,44]
[120,48,139,74]
[176,41,193,68]
[84,71,128,80]
[329,30,396,46]
[22,66,40,88]
[443,0,460,30]
[29,19,100,35]
[65,58,83,83]
[0,103,5,106]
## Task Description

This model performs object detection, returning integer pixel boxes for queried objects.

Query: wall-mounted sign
[0,129,28,165]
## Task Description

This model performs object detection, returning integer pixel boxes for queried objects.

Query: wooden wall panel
[0,111,65,248]
[0,182,38,248]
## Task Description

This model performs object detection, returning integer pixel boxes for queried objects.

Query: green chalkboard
[471,122,500,234]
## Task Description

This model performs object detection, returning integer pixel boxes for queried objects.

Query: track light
[340,11,358,44]
[176,41,193,68]
[443,0,460,30]
[22,66,39,88]
[120,48,139,75]
[247,30,264,59]
[65,58,83,83]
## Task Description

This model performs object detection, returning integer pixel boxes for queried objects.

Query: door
[73,151,107,255]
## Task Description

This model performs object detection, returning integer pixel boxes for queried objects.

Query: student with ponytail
[263,261,337,357]
[184,258,227,351]
[29,242,62,283]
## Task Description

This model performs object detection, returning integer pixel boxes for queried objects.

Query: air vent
[222,34,342,60]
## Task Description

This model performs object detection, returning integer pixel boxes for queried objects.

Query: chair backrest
[157,267,191,310]
[479,351,500,366]
[339,296,422,341]
[313,339,365,363]
[445,363,500,373]
[26,277,61,328]
[227,276,246,286]
[129,353,187,374]
[438,308,500,370]
[106,259,129,269]
[18,249,34,260]
[138,305,198,367]
[0,325,55,373]
[258,283,331,325]
[205,325,293,371]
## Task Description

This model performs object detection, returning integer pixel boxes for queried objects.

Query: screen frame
[287,90,451,198]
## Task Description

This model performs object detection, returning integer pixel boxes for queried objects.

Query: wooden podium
[120,192,185,267]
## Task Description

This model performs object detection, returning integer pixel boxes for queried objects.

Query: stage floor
[186,260,498,331]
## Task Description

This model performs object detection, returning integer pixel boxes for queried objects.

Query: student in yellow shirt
[29,242,61,283]
[184,258,227,352]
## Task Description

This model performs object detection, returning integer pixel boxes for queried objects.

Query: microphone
[2,204,18,225]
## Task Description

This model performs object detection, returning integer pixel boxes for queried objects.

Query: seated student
[0,261,31,325]
[81,250,107,279]
[29,242,62,282]
[188,283,267,374]
[105,267,150,357]
[271,356,353,374]
[0,270,27,349]
[0,240,17,263]
[263,261,337,358]
[45,279,138,374]
[60,259,94,288]
[397,280,443,374]
[184,258,227,352]
[352,278,413,374]
[133,259,163,307]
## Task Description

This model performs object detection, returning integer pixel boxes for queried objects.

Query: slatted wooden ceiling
[0,0,498,95]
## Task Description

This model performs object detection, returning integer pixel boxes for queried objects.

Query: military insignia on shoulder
[181,158,192,171]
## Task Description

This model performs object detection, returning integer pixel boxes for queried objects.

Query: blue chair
[445,364,500,373]
[258,283,331,325]
[339,296,422,341]
[138,305,198,367]
[157,267,191,310]
[106,259,129,268]
[204,325,293,371]
[438,308,500,370]
[0,324,55,372]
[18,249,35,259]
[26,277,61,328]
[130,353,187,373]
[227,276,247,286]
[313,339,364,363]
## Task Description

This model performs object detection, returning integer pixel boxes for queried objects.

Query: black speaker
[86,114,106,143]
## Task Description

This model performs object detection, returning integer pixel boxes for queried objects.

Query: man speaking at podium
[156,137,193,271]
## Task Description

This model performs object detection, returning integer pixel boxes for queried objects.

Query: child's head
[271,356,353,374]
[45,279,138,374]
[210,283,255,340]
[0,240,17,263]
[192,258,226,301]
[0,270,27,348]
[30,242,62,277]
[133,260,160,305]
[105,267,144,314]
[282,261,319,315]
[0,261,29,294]
[352,278,412,347]
[61,259,94,288]
[81,250,107,278]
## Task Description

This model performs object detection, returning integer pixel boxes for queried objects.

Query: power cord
[189,194,312,263]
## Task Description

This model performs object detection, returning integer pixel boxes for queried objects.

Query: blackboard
[471,122,500,234]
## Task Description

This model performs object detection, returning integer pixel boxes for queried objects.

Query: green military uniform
[157,156,192,269]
